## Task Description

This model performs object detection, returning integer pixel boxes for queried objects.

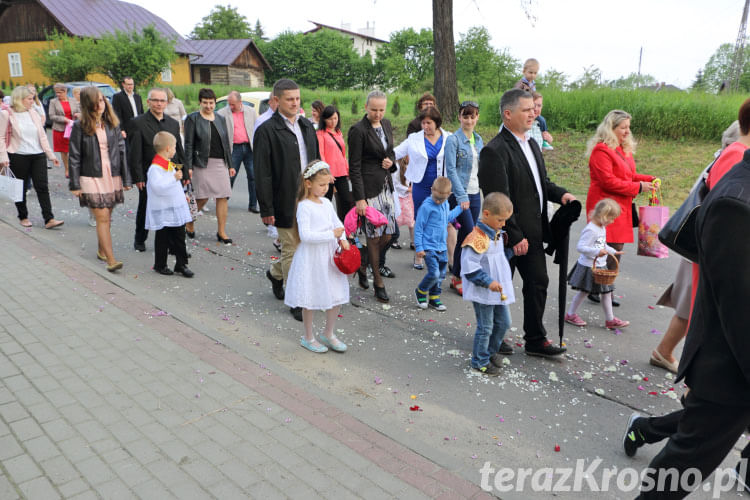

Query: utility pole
[637,47,643,87]
[730,0,750,92]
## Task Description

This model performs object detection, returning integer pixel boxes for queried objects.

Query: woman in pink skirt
[69,87,131,272]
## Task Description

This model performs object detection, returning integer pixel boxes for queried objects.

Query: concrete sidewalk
[0,221,491,500]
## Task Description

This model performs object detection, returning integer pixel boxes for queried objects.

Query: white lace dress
[284,198,350,310]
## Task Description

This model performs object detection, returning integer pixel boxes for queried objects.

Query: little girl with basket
[285,160,351,353]
[565,198,629,330]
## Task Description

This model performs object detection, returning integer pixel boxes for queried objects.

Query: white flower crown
[303,161,330,179]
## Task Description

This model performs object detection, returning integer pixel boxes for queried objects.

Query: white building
[305,21,388,61]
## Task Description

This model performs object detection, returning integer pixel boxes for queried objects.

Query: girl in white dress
[285,161,351,353]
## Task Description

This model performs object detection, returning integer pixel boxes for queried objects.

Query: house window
[8,53,22,77]
[161,65,172,82]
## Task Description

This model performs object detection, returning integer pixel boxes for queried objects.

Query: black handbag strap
[327,131,345,156]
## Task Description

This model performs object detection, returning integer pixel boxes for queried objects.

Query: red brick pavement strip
[4,224,495,499]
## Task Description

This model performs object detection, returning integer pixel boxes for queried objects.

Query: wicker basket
[591,254,619,285]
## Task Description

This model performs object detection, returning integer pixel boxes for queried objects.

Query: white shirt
[283,114,308,172]
[501,124,543,211]
[254,108,274,133]
[14,111,43,155]
[466,142,480,195]
[126,92,138,117]
[460,230,515,306]
[576,222,617,268]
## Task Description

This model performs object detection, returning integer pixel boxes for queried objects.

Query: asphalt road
[1,147,746,499]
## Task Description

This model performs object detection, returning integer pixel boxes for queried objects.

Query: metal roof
[37,0,199,55]
[305,21,389,44]
[190,39,270,69]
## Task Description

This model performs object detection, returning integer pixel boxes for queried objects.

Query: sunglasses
[460,100,479,111]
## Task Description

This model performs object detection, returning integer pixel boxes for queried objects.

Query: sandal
[96,251,107,262]
[319,334,347,353]
[19,219,31,227]
[300,337,328,353]
[44,219,64,229]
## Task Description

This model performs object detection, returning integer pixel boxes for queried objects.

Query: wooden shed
[189,39,271,87]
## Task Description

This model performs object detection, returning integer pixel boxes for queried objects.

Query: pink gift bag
[637,187,669,258]
[63,120,74,139]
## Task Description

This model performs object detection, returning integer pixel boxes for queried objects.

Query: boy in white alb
[461,193,515,376]
[146,131,193,277]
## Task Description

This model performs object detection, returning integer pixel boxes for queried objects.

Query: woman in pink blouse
[317,105,352,221]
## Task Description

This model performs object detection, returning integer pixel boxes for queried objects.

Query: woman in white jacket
[394,106,450,268]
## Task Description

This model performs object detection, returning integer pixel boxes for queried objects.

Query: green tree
[95,25,177,90]
[570,65,603,89]
[253,19,267,42]
[33,31,98,82]
[190,5,252,39]
[608,72,657,89]
[263,29,367,89]
[537,68,568,91]
[375,28,434,91]
[700,43,750,92]
[489,49,520,92]
[455,27,496,94]
[691,68,707,92]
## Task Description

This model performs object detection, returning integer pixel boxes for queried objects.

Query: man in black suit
[111,77,143,137]
[478,88,576,358]
[622,150,750,499]
[128,88,185,252]
[254,78,319,321]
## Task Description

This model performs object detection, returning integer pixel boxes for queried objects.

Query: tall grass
[164,84,743,142]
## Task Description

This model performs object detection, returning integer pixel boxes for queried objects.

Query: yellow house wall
[0,41,191,89]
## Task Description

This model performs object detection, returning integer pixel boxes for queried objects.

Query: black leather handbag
[657,158,717,262]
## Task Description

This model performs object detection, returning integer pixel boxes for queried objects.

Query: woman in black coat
[184,88,235,244]
[69,87,131,272]
[348,90,397,303]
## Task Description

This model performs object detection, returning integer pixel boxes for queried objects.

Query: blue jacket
[444,128,483,204]
[414,197,464,252]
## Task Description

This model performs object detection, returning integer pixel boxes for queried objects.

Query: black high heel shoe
[217,233,233,245]
[374,285,389,303]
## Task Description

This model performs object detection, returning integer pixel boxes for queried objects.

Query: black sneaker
[154,266,173,276]
[525,341,566,358]
[267,270,284,300]
[134,242,146,252]
[587,293,600,304]
[290,306,303,322]
[390,241,402,250]
[474,364,501,377]
[498,340,514,355]
[623,412,645,457]
[379,265,395,278]
[732,461,750,493]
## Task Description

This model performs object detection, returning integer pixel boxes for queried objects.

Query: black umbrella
[545,201,582,347]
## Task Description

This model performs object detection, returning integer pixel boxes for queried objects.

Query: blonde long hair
[79,87,119,136]
[10,86,31,113]
[585,109,636,156]
[293,160,332,240]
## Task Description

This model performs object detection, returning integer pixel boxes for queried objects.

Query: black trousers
[9,153,54,223]
[636,391,750,499]
[135,185,149,245]
[154,225,188,270]
[509,241,549,347]
[324,176,353,222]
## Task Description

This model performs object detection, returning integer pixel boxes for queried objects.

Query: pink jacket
[316,128,348,177]
[0,108,55,164]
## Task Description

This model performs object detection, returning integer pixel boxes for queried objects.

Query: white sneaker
[88,211,96,227]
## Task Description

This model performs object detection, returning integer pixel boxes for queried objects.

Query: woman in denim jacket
[444,101,483,295]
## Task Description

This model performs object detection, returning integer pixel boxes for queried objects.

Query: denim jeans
[471,302,511,368]
[229,143,256,209]
[417,250,447,297]
[449,192,481,277]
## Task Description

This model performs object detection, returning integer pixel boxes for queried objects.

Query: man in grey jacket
[218,91,258,212]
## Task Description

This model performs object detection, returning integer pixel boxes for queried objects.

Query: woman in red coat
[585,110,655,305]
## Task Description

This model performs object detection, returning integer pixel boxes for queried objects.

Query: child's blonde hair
[297,160,331,202]
[153,131,177,155]
[590,198,620,225]
[523,58,540,71]
[431,176,452,192]
[482,192,513,217]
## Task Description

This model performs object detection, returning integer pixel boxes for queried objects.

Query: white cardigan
[394,129,450,184]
